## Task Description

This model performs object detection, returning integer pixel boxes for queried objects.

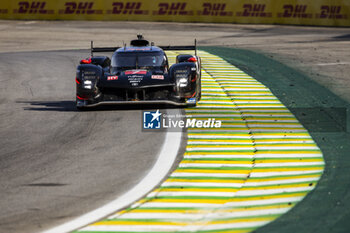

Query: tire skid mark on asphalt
[75,51,324,233]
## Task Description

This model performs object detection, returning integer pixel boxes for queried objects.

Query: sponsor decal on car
[128,76,143,86]
[186,97,196,104]
[83,75,96,80]
[151,75,164,80]
[125,70,147,75]
[128,76,143,82]
[107,76,118,81]
[125,48,151,51]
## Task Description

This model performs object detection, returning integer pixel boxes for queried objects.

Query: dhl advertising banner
[0,0,349,26]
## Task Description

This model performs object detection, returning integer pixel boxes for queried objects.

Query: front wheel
[76,105,85,111]
[76,98,87,111]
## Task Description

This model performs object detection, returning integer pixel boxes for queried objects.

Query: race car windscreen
[112,52,164,69]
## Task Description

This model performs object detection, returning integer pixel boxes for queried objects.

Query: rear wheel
[76,104,85,111]
[197,84,201,102]
[187,102,196,107]
[195,77,201,103]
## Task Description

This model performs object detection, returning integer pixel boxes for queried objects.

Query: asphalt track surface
[0,50,185,233]
[0,21,350,233]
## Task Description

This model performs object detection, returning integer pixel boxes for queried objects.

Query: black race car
[75,35,201,109]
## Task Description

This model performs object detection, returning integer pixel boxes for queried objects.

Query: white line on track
[179,163,253,168]
[250,170,324,177]
[245,177,321,186]
[316,62,350,66]
[171,173,249,178]
[115,208,290,220]
[162,182,244,187]
[235,187,315,196]
[41,110,183,233]
[153,191,238,197]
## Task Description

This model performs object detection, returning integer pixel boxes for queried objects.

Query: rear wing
[90,39,197,57]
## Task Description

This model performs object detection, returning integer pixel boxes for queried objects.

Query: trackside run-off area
[73,50,325,233]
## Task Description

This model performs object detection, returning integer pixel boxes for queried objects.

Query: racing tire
[76,105,86,111]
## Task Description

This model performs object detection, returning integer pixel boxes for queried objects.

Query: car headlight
[178,77,188,87]
[83,80,92,89]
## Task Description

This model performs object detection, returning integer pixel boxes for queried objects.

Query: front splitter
[77,100,193,108]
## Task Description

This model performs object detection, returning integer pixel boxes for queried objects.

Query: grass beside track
[201,46,350,233]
